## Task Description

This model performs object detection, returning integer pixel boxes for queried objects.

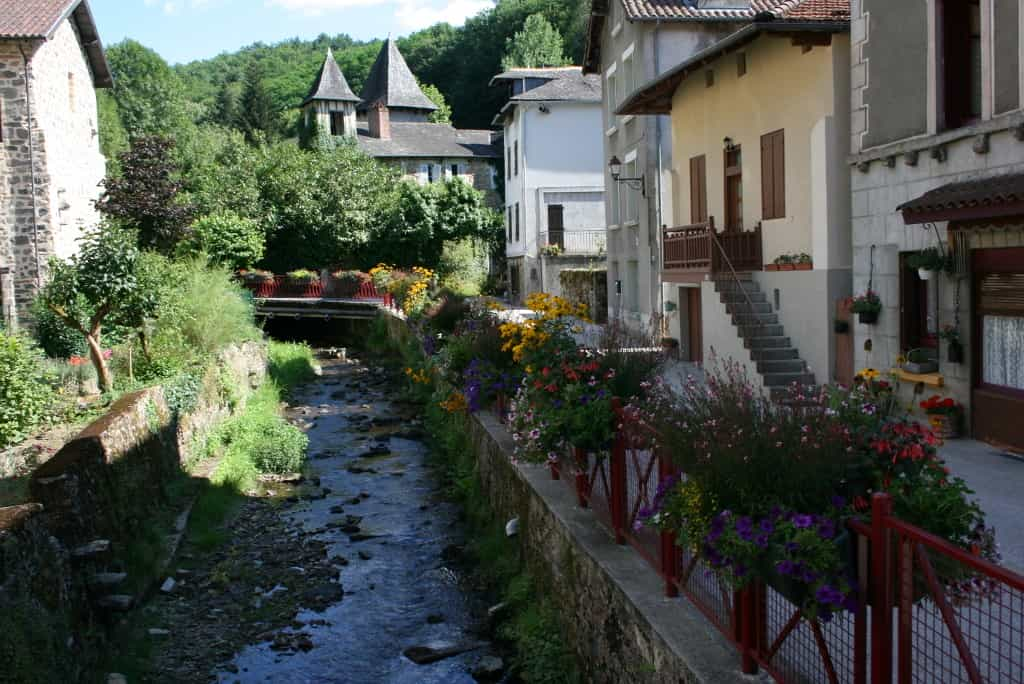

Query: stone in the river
[357,550,372,560]
[472,655,505,681]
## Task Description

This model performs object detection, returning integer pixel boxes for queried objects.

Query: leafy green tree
[175,124,264,223]
[238,60,279,142]
[182,211,265,270]
[502,13,569,69]
[39,226,156,392]
[214,80,242,126]
[421,83,453,124]
[96,136,194,255]
[106,40,193,140]
[0,333,52,448]
[96,90,129,165]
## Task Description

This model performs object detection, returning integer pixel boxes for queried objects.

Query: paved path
[940,439,1024,574]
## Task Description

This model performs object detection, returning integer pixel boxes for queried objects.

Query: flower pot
[947,340,964,364]
[765,529,855,610]
[765,264,780,272]
[928,413,961,439]
[834,320,850,334]
[903,361,938,374]
[918,268,934,281]
[793,263,813,271]
[857,311,879,325]
[780,264,795,271]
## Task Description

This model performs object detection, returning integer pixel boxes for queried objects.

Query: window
[705,70,715,88]
[900,253,938,351]
[760,130,785,220]
[622,52,635,105]
[68,72,75,113]
[606,69,618,119]
[330,112,344,136]
[427,164,438,183]
[977,271,1024,390]
[626,260,639,311]
[724,146,743,231]
[507,147,511,179]
[689,155,707,223]
[622,157,639,224]
[450,163,460,178]
[514,141,519,176]
[941,0,982,130]
[507,207,513,242]
[515,202,520,242]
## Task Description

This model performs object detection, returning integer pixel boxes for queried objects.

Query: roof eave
[70,1,111,88]
[616,20,848,116]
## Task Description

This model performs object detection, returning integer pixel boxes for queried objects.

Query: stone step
[96,594,134,612]
[71,540,111,561]
[738,324,785,338]
[732,313,779,326]
[757,359,807,374]
[715,280,762,294]
[725,301,773,315]
[745,336,792,350]
[762,372,816,387]
[89,573,128,589]
[750,347,800,361]
[719,291,767,304]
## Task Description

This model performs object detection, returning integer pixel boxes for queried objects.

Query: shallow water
[218,356,490,683]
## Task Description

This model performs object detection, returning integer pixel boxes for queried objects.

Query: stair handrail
[708,227,762,326]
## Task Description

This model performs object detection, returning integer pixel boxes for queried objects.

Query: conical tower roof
[357,37,437,112]
[303,48,360,106]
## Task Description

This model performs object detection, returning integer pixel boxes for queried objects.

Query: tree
[96,90,129,166]
[39,226,156,392]
[238,60,279,143]
[181,211,265,270]
[96,136,194,255]
[420,83,453,124]
[106,40,193,140]
[502,14,569,70]
[214,80,242,126]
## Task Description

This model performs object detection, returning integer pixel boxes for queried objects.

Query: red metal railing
[247,275,391,303]
[527,402,1024,683]
[662,217,764,275]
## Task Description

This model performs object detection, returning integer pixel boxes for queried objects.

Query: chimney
[368,100,391,140]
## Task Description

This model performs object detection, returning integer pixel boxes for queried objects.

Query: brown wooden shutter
[979,273,1024,315]
[761,130,785,219]
[689,155,707,223]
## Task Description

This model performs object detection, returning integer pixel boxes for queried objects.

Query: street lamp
[608,156,645,196]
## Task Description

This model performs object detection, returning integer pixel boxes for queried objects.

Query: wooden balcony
[662,218,763,281]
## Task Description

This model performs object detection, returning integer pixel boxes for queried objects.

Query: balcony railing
[662,217,762,276]
[539,229,607,256]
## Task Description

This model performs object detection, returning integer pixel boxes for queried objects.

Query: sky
[89,0,493,64]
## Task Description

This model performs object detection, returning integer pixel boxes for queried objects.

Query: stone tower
[302,48,360,138]
[356,38,437,123]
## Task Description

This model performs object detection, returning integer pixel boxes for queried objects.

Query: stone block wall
[465,410,747,684]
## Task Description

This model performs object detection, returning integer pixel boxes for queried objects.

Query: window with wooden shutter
[760,130,785,220]
[547,204,565,248]
[689,155,707,223]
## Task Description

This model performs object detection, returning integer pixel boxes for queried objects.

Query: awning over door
[898,173,1024,224]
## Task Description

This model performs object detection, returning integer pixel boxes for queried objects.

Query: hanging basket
[947,340,964,364]
[918,268,934,281]
[858,311,879,325]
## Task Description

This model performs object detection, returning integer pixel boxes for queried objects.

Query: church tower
[302,48,360,138]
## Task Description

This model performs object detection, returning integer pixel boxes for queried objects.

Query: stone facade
[393,157,501,208]
[0,20,106,329]
[849,0,1024,445]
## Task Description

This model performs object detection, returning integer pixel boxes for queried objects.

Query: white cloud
[265,0,390,13]
[393,0,490,31]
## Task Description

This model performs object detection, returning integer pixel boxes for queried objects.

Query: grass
[268,340,318,390]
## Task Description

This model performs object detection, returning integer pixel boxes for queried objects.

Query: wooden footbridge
[247,278,397,321]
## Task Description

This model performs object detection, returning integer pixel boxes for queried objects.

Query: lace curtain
[982,316,1024,391]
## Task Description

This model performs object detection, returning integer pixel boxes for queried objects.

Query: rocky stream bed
[117,352,507,683]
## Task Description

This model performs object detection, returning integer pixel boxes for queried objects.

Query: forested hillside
[173,0,589,131]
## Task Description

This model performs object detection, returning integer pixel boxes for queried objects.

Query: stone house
[301,39,501,208]
[0,0,111,330]
[490,67,606,307]
[849,0,1024,452]
[620,4,852,396]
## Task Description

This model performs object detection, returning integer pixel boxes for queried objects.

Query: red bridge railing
[530,400,1024,683]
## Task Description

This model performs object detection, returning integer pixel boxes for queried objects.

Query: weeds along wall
[0,342,267,683]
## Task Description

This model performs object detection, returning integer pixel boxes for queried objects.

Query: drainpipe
[653,21,666,331]
[18,42,42,290]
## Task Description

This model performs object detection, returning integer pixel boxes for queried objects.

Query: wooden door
[547,204,565,249]
[683,287,703,364]
[835,297,854,386]
[724,146,743,232]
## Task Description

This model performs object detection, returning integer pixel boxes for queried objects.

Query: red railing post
[870,493,894,684]
[738,585,759,675]
[609,430,627,545]
[573,447,589,508]
[657,452,680,596]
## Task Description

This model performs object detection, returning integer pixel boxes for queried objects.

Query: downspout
[653,21,666,331]
[18,42,42,290]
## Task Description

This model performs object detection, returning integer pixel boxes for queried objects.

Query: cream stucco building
[0,0,111,329]
[621,8,852,396]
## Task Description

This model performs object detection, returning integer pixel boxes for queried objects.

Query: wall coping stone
[470,409,750,683]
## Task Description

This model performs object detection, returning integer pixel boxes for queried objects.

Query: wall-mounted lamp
[608,156,646,196]
[538,104,550,114]
[723,136,735,151]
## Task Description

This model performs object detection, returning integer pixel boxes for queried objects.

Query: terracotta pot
[765,264,780,272]
[928,413,961,440]
[793,263,812,271]
[780,264,795,271]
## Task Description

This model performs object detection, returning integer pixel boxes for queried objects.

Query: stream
[132,349,504,683]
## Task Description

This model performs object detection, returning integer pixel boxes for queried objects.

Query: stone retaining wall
[0,341,266,682]
[466,410,748,684]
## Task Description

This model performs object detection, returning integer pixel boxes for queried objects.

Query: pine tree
[238,61,277,143]
[502,14,569,71]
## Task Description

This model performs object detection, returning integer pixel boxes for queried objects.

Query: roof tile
[303,48,360,105]
[358,38,437,112]
[620,0,847,22]
[0,0,78,38]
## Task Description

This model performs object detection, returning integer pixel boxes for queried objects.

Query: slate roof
[0,0,111,87]
[303,48,359,105]
[507,69,602,103]
[357,38,437,112]
[356,123,500,159]
[490,66,584,84]
[897,173,1024,223]
[620,0,849,22]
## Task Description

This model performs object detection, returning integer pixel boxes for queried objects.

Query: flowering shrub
[920,395,962,416]
[850,290,882,314]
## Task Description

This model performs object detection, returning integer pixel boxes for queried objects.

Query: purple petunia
[793,514,814,529]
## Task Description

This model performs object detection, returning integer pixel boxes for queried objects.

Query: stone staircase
[714,275,816,400]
